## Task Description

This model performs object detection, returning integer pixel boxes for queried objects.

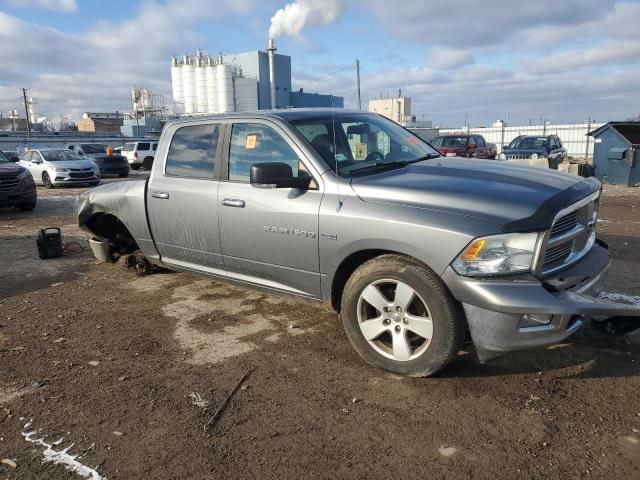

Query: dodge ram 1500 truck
[76,109,640,377]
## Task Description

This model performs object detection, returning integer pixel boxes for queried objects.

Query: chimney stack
[267,38,277,109]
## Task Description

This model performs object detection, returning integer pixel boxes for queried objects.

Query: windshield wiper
[413,153,440,161]
[348,160,411,175]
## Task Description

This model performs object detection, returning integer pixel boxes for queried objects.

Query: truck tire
[131,164,141,170]
[143,157,154,170]
[340,254,465,377]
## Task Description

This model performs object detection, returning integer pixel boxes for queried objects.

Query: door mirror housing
[250,162,310,189]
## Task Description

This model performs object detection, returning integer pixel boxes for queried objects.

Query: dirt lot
[1,177,639,480]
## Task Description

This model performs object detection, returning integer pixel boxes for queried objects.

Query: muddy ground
[0,177,639,480]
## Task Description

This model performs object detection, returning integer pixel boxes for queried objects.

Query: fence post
[585,116,592,160]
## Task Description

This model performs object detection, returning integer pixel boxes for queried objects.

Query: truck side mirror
[250,162,309,189]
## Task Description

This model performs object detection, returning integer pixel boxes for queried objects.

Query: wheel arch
[84,212,139,255]
[329,249,444,313]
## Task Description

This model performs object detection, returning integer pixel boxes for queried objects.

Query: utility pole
[356,59,362,110]
[22,88,32,137]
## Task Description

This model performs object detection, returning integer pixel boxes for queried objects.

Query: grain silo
[181,55,196,114]
[195,50,208,113]
[217,63,234,113]
[206,57,219,113]
[170,56,184,104]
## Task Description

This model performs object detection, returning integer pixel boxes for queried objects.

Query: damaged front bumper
[443,242,640,356]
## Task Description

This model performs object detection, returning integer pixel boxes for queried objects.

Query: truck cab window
[228,123,301,182]
[165,124,219,178]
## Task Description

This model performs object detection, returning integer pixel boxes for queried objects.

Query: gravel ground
[0,177,638,480]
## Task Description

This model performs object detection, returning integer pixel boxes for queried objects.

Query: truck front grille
[538,191,600,275]
[505,154,535,160]
[0,177,20,192]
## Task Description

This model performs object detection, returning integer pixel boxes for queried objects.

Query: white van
[122,141,158,170]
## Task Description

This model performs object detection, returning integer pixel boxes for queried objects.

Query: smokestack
[267,38,277,109]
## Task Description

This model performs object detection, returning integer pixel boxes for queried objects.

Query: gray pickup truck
[76,109,640,376]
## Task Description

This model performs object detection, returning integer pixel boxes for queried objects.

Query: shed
[588,122,640,187]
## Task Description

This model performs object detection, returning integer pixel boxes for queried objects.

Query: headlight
[498,153,506,160]
[17,169,32,179]
[531,153,538,159]
[452,232,541,277]
[54,167,70,173]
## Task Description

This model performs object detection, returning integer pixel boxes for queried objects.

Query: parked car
[431,134,496,159]
[65,143,129,177]
[499,135,566,169]
[77,110,640,377]
[19,148,100,188]
[2,150,20,162]
[122,141,157,170]
[0,150,36,210]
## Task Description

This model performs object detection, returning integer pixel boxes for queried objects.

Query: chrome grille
[550,211,579,236]
[0,177,20,192]
[538,191,600,275]
[506,154,535,160]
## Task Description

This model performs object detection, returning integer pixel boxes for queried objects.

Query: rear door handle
[222,198,245,208]
[151,192,170,199]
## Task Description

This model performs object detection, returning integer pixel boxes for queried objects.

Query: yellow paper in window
[245,134,257,150]
[355,143,367,160]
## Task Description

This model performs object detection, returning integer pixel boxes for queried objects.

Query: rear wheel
[340,254,465,377]
[42,172,54,189]
[143,157,154,171]
[131,164,141,171]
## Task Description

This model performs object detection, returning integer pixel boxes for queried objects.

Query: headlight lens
[17,169,32,179]
[54,167,70,173]
[498,153,506,160]
[531,153,538,159]
[452,232,541,277]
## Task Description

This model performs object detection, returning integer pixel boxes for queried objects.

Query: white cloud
[426,48,474,70]
[4,0,77,11]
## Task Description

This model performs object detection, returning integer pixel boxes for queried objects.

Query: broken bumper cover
[442,242,640,352]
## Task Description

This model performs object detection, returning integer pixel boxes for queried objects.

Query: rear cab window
[137,143,151,151]
[165,124,219,179]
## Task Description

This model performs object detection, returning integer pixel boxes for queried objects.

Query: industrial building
[589,122,640,187]
[368,90,414,125]
[170,40,343,115]
[77,112,124,133]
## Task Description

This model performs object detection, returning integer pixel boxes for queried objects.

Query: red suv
[431,134,496,159]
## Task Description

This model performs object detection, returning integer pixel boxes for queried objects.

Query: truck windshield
[288,113,439,177]
[81,144,106,154]
[508,137,549,149]
[123,143,135,152]
[431,136,468,147]
[41,150,86,162]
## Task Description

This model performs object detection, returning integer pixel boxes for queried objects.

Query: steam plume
[269,0,345,39]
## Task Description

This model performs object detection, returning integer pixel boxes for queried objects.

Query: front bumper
[98,164,129,175]
[0,177,37,207]
[52,173,100,185]
[443,242,640,353]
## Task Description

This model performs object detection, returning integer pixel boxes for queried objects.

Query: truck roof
[165,108,372,127]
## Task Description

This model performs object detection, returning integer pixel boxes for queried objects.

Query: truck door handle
[222,198,245,208]
[151,192,170,199]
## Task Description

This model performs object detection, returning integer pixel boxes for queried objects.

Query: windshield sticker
[245,134,257,150]
[406,136,418,145]
[335,153,347,161]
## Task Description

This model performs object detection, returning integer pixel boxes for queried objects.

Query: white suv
[122,141,158,170]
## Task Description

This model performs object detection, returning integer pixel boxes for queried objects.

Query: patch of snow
[22,422,106,480]
[597,291,640,307]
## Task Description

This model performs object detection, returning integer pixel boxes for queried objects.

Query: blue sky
[0,0,639,127]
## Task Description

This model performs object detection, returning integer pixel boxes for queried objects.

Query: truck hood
[350,158,600,232]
